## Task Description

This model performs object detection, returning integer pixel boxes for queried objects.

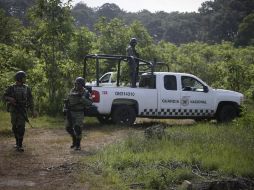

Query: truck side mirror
[203,86,209,93]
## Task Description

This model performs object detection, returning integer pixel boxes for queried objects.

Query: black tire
[112,105,136,126]
[217,105,237,123]
[97,115,113,124]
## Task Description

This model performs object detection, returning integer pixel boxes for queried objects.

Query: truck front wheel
[217,105,237,123]
[112,105,136,126]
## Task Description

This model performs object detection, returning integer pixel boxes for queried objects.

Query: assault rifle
[14,103,33,128]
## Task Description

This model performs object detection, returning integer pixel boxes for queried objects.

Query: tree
[0,0,36,25]
[71,3,95,29]
[127,21,155,61]
[161,12,201,44]
[0,43,38,104]
[96,3,123,21]
[0,9,22,45]
[155,41,177,71]
[70,26,94,64]
[29,0,74,114]
[94,17,129,55]
[235,13,254,47]
[198,0,254,43]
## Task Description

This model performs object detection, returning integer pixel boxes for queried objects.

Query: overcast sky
[68,0,208,13]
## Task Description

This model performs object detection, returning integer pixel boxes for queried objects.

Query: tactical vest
[68,88,92,111]
[12,84,28,106]
[68,90,85,111]
[127,45,138,57]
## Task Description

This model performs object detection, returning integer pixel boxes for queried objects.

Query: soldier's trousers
[10,111,26,147]
[128,61,138,87]
[65,111,84,147]
[130,71,137,87]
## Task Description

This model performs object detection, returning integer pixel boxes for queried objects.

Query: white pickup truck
[88,72,244,125]
[84,54,244,125]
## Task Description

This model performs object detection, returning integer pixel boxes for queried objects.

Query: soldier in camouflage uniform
[3,71,36,152]
[126,37,139,88]
[65,77,92,151]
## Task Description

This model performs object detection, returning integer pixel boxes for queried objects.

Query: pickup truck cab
[84,54,244,125]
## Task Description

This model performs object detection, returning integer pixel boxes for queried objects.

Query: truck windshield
[100,73,111,83]
[181,76,205,91]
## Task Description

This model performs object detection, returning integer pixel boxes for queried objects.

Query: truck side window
[181,76,204,92]
[139,75,156,89]
[100,74,110,83]
[164,75,177,90]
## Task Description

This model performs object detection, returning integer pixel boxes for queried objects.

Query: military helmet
[130,38,137,45]
[75,77,85,87]
[15,71,26,82]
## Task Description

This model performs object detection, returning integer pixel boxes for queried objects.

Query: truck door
[138,75,158,117]
[158,75,181,117]
[180,75,214,117]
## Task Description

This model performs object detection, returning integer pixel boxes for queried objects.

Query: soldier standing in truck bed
[126,37,139,88]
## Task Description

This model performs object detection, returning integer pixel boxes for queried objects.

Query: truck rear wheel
[217,105,237,123]
[112,105,136,126]
[97,115,113,124]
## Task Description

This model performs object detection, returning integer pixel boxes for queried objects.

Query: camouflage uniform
[3,84,34,150]
[65,87,92,150]
[126,38,139,88]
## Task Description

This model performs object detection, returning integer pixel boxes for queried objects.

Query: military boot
[70,136,76,148]
[75,139,81,151]
[17,146,24,152]
[13,137,18,148]
[16,138,24,152]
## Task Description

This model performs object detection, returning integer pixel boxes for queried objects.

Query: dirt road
[0,125,132,190]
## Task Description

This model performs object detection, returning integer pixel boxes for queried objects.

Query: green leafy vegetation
[79,112,254,189]
[0,0,254,116]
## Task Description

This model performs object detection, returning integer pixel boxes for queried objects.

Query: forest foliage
[0,0,254,115]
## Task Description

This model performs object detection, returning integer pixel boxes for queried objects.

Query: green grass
[30,115,65,129]
[0,110,101,131]
[79,114,254,189]
[165,123,254,176]
[0,111,13,136]
[0,110,107,136]
[0,111,65,132]
[1,105,254,189]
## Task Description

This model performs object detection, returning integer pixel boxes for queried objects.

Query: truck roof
[143,72,209,86]
[143,71,197,77]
